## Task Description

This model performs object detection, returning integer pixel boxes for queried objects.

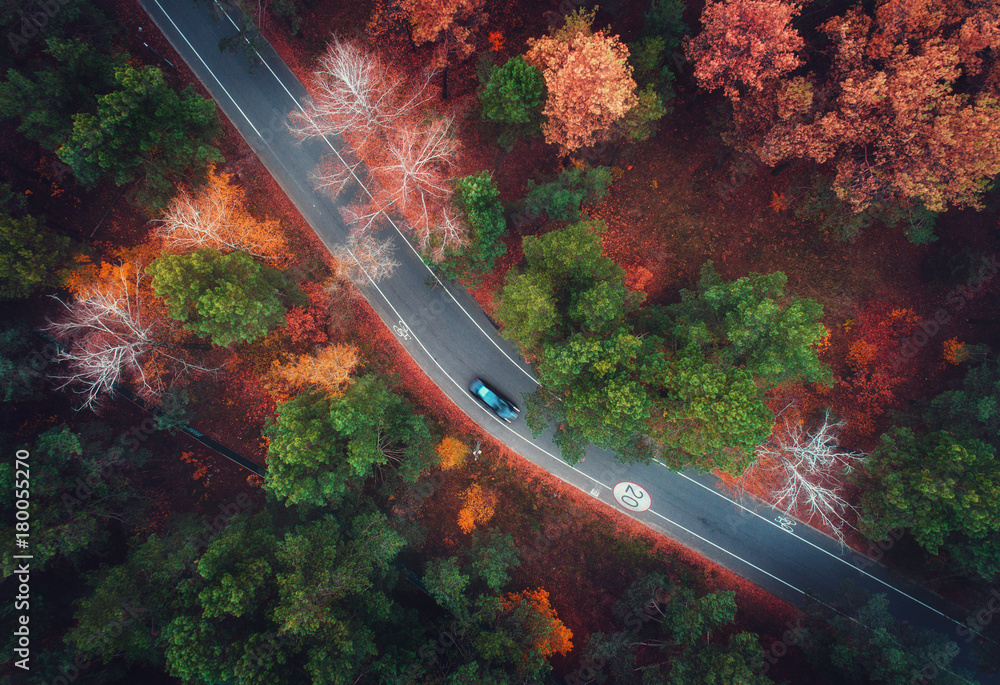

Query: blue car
[469,378,519,423]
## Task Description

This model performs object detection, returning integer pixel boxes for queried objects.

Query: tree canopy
[147,248,300,347]
[67,517,204,668]
[0,37,223,210]
[480,56,545,126]
[162,509,407,684]
[439,171,507,279]
[924,356,1000,450]
[859,427,1000,580]
[524,9,640,151]
[685,0,803,102]
[264,375,435,507]
[688,0,1000,215]
[496,222,825,471]
[523,165,614,223]
[666,260,831,389]
[0,37,121,149]
[580,572,773,684]
[800,582,971,685]
[0,212,76,300]
[416,533,570,682]
[58,64,223,209]
[0,424,143,577]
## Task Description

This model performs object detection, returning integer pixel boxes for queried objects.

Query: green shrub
[523,166,614,222]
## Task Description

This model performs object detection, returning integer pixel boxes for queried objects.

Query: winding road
[136,1,998,681]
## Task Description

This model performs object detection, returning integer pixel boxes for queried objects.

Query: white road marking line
[641,506,977,684]
[151,0,575,473]
[646,506,807,596]
[668,465,976,631]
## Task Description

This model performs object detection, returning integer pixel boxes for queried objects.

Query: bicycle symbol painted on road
[392,320,410,340]
[775,515,797,533]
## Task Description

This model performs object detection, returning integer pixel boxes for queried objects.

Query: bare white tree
[289,36,463,259]
[421,206,468,262]
[386,118,457,206]
[317,116,462,256]
[287,37,434,146]
[312,149,365,203]
[744,407,866,542]
[333,233,400,284]
[383,117,458,236]
[152,170,284,259]
[47,265,213,410]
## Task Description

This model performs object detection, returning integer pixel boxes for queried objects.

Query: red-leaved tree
[399,0,486,98]
[698,0,1000,213]
[760,6,1000,212]
[685,0,804,102]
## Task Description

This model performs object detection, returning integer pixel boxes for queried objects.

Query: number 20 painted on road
[613,481,651,513]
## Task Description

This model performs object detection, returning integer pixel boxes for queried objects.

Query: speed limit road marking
[613,481,651,512]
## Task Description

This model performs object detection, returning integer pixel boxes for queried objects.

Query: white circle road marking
[613,481,652,512]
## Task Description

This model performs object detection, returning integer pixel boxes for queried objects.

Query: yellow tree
[436,436,468,470]
[457,482,496,533]
[524,9,638,152]
[272,343,360,397]
[154,166,286,259]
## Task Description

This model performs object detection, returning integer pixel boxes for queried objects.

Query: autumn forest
[2,0,1000,683]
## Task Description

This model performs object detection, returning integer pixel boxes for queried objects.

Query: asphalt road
[137,1,998,680]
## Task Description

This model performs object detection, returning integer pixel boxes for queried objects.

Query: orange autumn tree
[272,343,360,397]
[942,337,970,365]
[686,0,804,102]
[499,588,574,660]
[153,166,286,259]
[436,435,468,470]
[457,482,496,533]
[524,9,639,152]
